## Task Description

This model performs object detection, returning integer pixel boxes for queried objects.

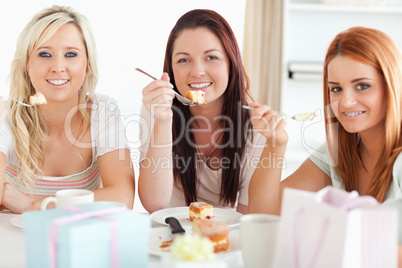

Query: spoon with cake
[135,68,205,106]
[1,92,47,107]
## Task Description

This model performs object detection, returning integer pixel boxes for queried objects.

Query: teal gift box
[23,202,150,268]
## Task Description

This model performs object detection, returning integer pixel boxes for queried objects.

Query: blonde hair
[323,27,402,202]
[9,5,98,189]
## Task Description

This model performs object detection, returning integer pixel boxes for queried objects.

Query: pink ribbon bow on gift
[48,205,126,268]
[317,188,379,211]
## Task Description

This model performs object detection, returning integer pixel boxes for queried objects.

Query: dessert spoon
[135,68,200,106]
[242,105,317,121]
[1,96,41,107]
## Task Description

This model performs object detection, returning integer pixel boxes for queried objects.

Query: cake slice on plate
[192,219,231,253]
[189,202,213,221]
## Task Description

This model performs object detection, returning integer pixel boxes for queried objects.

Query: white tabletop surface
[0,212,244,268]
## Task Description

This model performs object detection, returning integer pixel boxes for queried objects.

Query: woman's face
[27,23,87,105]
[327,55,387,136]
[171,27,230,106]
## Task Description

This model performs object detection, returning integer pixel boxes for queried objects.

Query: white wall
[0,0,246,212]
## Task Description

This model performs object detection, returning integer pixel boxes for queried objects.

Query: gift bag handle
[293,207,329,268]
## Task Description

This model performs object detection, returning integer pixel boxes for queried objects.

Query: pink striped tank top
[5,162,101,198]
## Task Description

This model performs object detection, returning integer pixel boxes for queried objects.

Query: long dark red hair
[163,9,252,206]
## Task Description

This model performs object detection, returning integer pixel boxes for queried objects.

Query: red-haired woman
[248,27,402,261]
[249,26,402,214]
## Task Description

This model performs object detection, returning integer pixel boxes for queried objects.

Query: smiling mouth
[47,79,69,86]
[343,111,365,117]
[189,82,212,89]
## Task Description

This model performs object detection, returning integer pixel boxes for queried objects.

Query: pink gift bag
[274,186,398,268]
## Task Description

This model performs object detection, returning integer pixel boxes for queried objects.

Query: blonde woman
[0,6,134,213]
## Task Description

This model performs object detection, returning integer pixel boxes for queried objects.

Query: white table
[0,212,25,268]
[0,212,244,268]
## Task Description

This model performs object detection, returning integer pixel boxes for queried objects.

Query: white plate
[149,226,240,256]
[10,215,23,228]
[150,207,242,227]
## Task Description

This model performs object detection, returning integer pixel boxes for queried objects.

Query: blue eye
[39,52,51,57]
[357,83,370,90]
[66,52,77,57]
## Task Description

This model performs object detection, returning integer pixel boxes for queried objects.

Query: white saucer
[150,207,242,228]
[10,215,23,228]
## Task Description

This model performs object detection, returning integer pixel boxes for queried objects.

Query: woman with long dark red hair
[249,26,402,216]
[138,9,267,213]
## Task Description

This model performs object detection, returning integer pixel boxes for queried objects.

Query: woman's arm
[139,119,174,213]
[248,102,331,215]
[1,151,42,213]
[0,152,44,213]
[95,148,135,209]
[248,142,287,215]
[1,149,136,213]
[138,73,176,213]
[0,106,7,207]
[1,183,42,213]
[0,153,5,208]
[278,159,332,212]
[236,203,248,214]
[236,130,268,215]
[247,102,288,214]
[250,156,332,215]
